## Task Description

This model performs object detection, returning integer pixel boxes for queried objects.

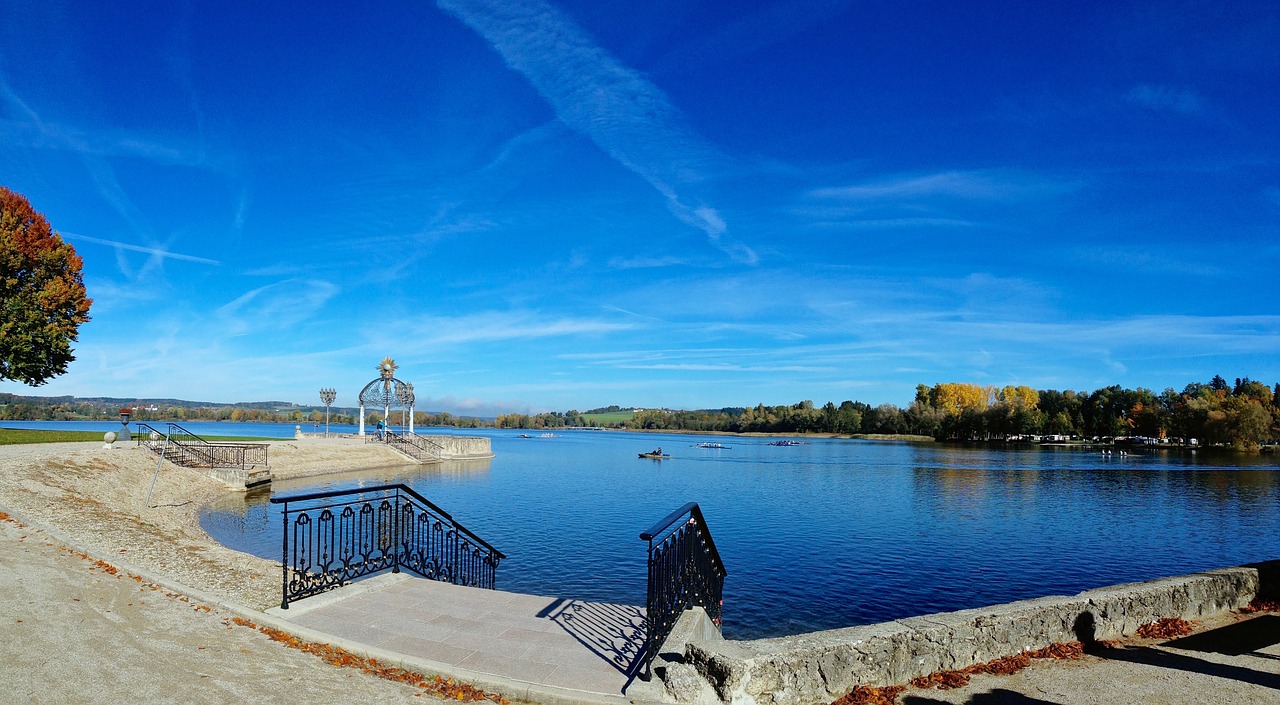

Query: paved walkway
[269,573,647,697]
[894,614,1280,704]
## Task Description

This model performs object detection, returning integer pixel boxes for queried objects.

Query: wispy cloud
[436,0,757,264]
[396,311,634,347]
[607,255,689,269]
[0,76,218,169]
[1263,187,1280,207]
[810,217,976,229]
[810,170,1068,202]
[652,0,853,74]
[799,169,1076,233]
[63,233,220,265]
[217,279,338,335]
[1065,245,1225,277]
[1126,84,1206,116]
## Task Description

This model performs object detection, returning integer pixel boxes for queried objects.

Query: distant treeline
[0,393,496,428]
[5,375,1277,450]
[0,394,355,425]
[500,376,1280,451]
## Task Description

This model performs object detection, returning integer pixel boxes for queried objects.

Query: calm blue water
[188,428,1280,639]
[23,420,1273,640]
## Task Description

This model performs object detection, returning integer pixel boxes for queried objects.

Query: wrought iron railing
[136,422,268,470]
[270,483,505,609]
[639,502,726,680]
[384,429,444,461]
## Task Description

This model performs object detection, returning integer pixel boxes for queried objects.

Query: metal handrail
[275,483,504,558]
[270,483,505,609]
[377,429,444,461]
[639,502,727,680]
[135,422,268,470]
[641,502,727,577]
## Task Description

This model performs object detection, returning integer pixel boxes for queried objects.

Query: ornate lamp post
[406,382,415,434]
[319,388,336,438]
[397,382,415,433]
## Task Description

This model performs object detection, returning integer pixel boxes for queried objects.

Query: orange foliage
[226,617,509,703]
[1239,598,1280,614]
[1136,618,1195,639]
[908,642,1086,691]
[0,186,93,385]
[831,684,906,705]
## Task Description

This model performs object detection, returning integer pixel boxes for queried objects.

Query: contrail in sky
[63,232,221,265]
[437,0,758,264]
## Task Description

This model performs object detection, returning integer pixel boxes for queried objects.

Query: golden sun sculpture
[378,357,398,380]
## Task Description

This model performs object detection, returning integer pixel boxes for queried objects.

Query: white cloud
[436,0,757,263]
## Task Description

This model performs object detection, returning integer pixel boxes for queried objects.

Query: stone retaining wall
[429,435,493,460]
[291,430,492,461]
[650,561,1280,705]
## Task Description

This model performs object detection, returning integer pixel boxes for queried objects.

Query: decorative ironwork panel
[135,422,268,470]
[639,502,727,680]
[380,429,444,461]
[272,484,505,608]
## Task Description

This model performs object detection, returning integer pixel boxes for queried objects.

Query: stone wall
[648,561,1280,705]
[432,435,493,460]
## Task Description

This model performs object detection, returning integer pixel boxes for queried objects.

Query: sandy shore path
[0,440,500,702]
[0,512,438,703]
[0,439,416,609]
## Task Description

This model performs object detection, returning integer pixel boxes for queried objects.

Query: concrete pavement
[270,574,647,697]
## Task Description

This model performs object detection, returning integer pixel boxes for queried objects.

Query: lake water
[11,421,1277,640]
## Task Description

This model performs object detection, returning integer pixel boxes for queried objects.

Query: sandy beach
[0,439,487,703]
[0,439,414,610]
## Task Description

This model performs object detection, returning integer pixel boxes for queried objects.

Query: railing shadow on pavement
[1165,614,1280,657]
[536,597,647,681]
[1088,642,1280,691]
[1073,605,1280,691]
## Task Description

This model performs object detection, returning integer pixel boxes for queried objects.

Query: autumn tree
[0,187,92,385]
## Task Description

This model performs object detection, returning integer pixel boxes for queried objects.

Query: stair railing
[135,422,268,470]
[383,429,444,461]
[639,502,727,680]
[271,483,505,609]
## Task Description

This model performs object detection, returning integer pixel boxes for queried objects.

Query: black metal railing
[270,483,505,609]
[639,502,726,679]
[136,422,268,470]
[384,429,444,461]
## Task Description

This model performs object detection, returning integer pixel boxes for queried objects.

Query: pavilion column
[409,405,415,434]
[359,405,366,436]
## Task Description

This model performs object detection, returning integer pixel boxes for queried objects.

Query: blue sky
[1,0,1277,416]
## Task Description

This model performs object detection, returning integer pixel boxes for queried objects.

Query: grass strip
[0,428,288,444]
